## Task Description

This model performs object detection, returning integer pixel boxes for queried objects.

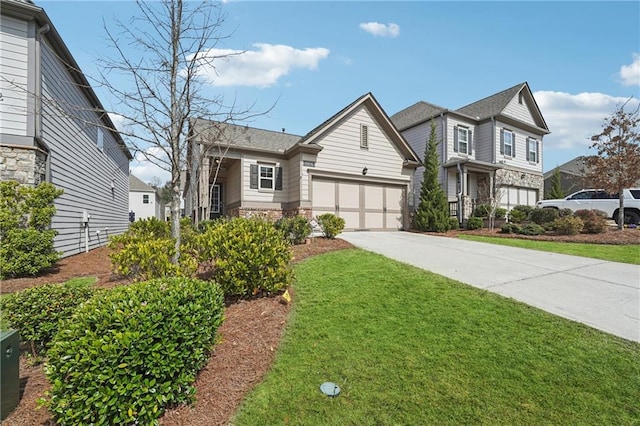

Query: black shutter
[500,129,504,154]
[468,129,473,155]
[536,140,540,164]
[512,132,516,157]
[275,167,283,190]
[453,126,459,152]
[250,164,258,189]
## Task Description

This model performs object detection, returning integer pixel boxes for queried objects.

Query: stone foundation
[0,145,47,185]
[496,169,543,193]
[226,206,313,221]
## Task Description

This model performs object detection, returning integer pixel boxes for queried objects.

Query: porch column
[199,156,210,222]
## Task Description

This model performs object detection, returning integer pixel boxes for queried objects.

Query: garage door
[312,178,405,230]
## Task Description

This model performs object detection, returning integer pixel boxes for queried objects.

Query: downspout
[457,162,464,224]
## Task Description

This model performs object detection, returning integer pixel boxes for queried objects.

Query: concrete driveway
[339,232,640,342]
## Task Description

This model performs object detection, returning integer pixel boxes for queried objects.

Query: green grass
[232,249,640,425]
[458,235,640,265]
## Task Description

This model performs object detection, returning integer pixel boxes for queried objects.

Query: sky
[38,0,640,184]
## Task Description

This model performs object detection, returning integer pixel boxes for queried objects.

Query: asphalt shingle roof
[129,174,155,192]
[456,83,525,120]
[390,101,448,131]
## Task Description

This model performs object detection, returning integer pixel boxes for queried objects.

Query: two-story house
[391,82,550,223]
[129,175,163,221]
[0,0,132,257]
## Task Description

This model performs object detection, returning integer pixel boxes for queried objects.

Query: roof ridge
[456,82,525,112]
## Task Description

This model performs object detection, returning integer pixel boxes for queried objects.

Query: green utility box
[1,329,20,421]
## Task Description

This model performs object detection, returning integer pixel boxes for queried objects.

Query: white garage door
[501,186,538,210]
[312,178,405,230]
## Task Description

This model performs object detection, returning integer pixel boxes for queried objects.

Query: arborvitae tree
[546,167,565,199]
[414,121,450,232]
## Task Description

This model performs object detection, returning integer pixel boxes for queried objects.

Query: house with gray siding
[0,0,132,257]
[184,93,420,231]
[391,82,550,223]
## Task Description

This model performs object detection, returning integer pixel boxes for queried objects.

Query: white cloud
[193,43,330,88]
[534,90,640,152]
[618,53,640,86]
[359,22,400,38]
[130,147,171,185]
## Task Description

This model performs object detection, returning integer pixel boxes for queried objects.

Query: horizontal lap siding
[242,155,288,204]
[494,120,543,173]
[287,153,300,204]
[0,15,29,136]
[41,41,129,257]
[314,106,408,180]
[226,160,241,205]
[475,122,493,163]
[503,95,537,127]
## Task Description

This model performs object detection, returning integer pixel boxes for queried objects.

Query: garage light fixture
[362,167,368,176]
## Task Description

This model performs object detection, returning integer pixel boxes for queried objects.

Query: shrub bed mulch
[0,237,353,426]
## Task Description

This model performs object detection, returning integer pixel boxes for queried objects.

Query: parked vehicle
[536,188,640,225]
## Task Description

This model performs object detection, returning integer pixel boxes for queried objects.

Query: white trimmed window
[259,165,274,189]
[143,194,149,204]
[528,138,538,163]
[457,127,469,154]
[501,129,515,157]
[360,124,368,149]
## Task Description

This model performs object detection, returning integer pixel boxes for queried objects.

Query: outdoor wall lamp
[362,167,368,176]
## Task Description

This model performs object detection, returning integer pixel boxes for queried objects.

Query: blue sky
[39,0,640,183]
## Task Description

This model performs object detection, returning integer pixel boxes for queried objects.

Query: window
[143,194,149,204]
[259,165,274,189]
[360,124,368,149]
[457,127,469,154]
[501,129,515,157]
[528,138,538,163]
[97,128,104,152]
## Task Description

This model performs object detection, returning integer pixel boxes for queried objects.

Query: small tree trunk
[618,193,625,230]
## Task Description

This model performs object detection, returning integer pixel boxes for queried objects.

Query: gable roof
[129,174,155,192]
[299,92,420,164]
[2,0,132,160]
[543,156,587,179]
[390,101,448,132]
[456,83,524,120]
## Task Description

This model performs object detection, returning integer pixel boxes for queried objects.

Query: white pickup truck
[536,188,640,225]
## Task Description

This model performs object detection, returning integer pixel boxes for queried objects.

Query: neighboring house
[391,82,550,223]
[0,0,132,257]
[129,175,162,221]
[184,93,421,231]
[543,156,588,198]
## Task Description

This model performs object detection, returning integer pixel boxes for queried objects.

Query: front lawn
[232,249,640,425]
[458,235,640,265]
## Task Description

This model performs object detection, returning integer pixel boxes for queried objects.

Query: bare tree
[96,0,265,260]
[477,174,503,230]
[583,100,640,229]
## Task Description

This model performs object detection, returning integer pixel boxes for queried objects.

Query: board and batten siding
[0,14,31,136]
[502,94,537,127]
[313,106,409,181]
[41,40,129,257]
[494,120,543,173]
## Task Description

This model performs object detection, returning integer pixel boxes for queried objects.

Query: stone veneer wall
[0,145,47,186]
[226,206,313,221]
[496,169,544,193]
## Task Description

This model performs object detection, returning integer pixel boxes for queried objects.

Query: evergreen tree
[414,121,450,232]
[546,167,565,199]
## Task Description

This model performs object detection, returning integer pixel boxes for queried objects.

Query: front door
[209,183,223,219]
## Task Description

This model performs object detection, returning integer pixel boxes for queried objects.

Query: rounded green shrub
[574,209,608,234]
[465,217,484,230]
[508,205,533,224]
[518,223,545,236]
[495,207,507,220]
[553,216,584,235]
[275,215,312,245]
[0,228,60,278]
[448,217,460,230]
[558,208,574,218]
[129,216,171,239]
[44,277,225,426]
[197,217,294,297]
[317,213,345,239]
[529,207,559,225]
[0,283,96,356]
[472,204,491,217]
[500,223,521,234]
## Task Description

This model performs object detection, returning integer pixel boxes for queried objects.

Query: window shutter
[250,164,258,189]
[453,126,459,152]
[275,167,283,190]
[468,130,473,154]
[500,129,504,154]
[512,132,516,157]
[536,140,540,164]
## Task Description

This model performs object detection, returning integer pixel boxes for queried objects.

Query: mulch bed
[1,230,637,425]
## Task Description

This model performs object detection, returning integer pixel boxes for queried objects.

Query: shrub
[448,217,460,230]
[500,223,522,234]
[472,204,491,217]
[0,283,95,356]
[129,216,170,239]
[558,208,574,218]
[276,215,312,245]
[197,217,293,297]
[529,208,559,225]
[575,209,608,234]
[553,216,584,236]
[495,207,507,220]
[508,205,533,224]
[318,213,345,239]
[518,223,545,236]
[45,277,225,426]
[0,181,63,278]
[465,217,484,230]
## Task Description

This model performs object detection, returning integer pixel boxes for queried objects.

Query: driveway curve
[339,231,639,342]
